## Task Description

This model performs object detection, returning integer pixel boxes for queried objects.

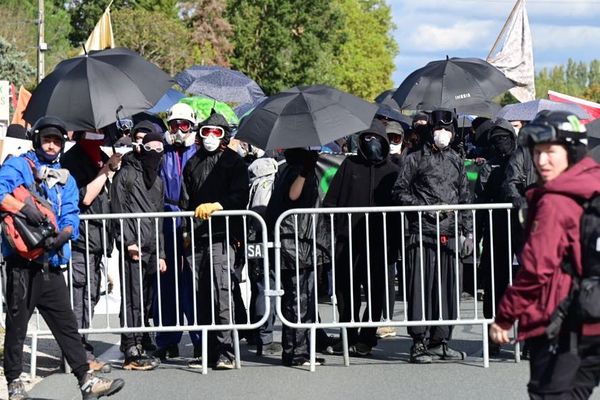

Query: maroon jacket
[495,157,600,340]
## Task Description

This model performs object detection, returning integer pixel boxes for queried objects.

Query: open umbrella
[148,88,185,114]
[374,88,399,109]
[235,85,378,150]
[392,57,514,115]
[175,65,265,106]
[179,96,239,126]
[24,48,173,131]
[496,99,590,122]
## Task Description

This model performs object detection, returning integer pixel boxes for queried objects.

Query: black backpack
[575,194,600,321]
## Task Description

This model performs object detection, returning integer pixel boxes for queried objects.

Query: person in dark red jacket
[490,111,600,399]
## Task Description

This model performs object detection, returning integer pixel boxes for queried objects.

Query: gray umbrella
[234,85,378,150]
[496,99,590,121]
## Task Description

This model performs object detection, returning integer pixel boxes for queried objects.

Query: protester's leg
[280,270,295,365]
[141,260,156,350]
[70,250,95,359]
[180,263,202,347]
[253,266,276,347]
[429,243,457,345]
[37,268,89,382]
[4,262,39,383]
[119,257,141,353]
[358,252,386,349]
[406,235,434,342]
[212,241,236,363]
[571,335,600,400]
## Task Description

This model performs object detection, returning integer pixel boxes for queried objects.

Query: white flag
[79,5,115,55]
[487,0,535,102]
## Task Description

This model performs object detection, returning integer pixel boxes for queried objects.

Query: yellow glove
[194,202,223,219]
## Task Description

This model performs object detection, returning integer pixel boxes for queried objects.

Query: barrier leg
[233,329,241,369]
[309,326,316,372]
[341,327,350,367]
[514,323,521,363]
[202,329,208,375]
[482,322,489,368]
[30,332,38,379]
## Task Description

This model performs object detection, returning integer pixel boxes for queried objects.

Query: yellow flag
[79,6,115,55]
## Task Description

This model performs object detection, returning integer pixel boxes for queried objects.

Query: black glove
[299,151,319,177]
[460,235,474,257]
[51,229,71,250]
[20,202,45,225]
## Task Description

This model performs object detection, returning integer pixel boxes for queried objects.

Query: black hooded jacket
[323,123,400,257]
[110,153,165,260]
[501,145,538,208]
[392,144,472,236]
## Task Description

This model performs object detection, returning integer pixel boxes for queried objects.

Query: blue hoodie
[0,151,80,267]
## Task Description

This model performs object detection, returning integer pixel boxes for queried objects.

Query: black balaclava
[138,132,164,189]
[357,119,389,165]
[488,118,516,159]
[283,148,309,166]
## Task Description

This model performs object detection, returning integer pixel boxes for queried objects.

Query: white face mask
[433,129,452,149]
[389,143,402,154]
[202,136,221,152]
[513,127,520,136]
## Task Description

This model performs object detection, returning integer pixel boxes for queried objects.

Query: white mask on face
[513,127,520,136]
[202,135,221,152]
[433,129,452,149]
[389,143,402,154]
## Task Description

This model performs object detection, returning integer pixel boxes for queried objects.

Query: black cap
[133,120,160,135]
[142,132,164,144]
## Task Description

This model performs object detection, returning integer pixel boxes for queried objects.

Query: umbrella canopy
[235,85,378,150]
[24,47,173,131]
[374,88,399,109]
[175,65,265,106]
[179,96,239,125]
[392,57,514,115]
[496,99,590,122]
[148,88,185,114]
[234,96,268,119]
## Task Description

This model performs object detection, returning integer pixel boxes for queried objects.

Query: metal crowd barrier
[273,203,517,371]
[26,210,270,377]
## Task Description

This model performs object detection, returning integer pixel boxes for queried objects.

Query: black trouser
[281,269,315,364]
[406,234,458,343]
[249,260,276,345]
[3,258,88,383]
[527,333,600,399]
[70,250,103,359]
[335,244,386,347]
[119,256,156,352]
[188,240,235,362]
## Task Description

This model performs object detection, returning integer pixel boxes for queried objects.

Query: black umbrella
[24,47,173,131]
[374,88,400,109]
[392,57,514,115]
[235,85,378,150]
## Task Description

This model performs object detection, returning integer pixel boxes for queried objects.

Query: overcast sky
[388,0,600,86]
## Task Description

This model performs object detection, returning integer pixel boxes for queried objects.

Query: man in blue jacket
[0,117,124,400]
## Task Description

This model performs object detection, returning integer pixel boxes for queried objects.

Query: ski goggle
[142,143,164,153]
[388,133,403,144]
[519,123,584,147]
[198,125,225,139]
[430,110,455,125]
[168,119,192,133]
[117,118,133,132]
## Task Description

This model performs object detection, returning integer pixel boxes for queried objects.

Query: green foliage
[111,7,193,75]
[227,0,344,95]
[328,0,398,99]
[535,59,600,102]
[0,36,35,87]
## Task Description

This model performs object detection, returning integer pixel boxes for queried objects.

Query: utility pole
[37,0,46,84]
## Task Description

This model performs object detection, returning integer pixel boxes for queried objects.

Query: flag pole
[487,0,523,60]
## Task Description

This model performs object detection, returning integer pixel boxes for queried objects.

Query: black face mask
[138,148,164,189]
[490,135,515,158]
[361,137,385,164]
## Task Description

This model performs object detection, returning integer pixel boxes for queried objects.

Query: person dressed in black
[474,119,517,355]
[180,113,249,370]
[323,119,400,356]
[0,117,124,400]
[111,129,167,371]
[266,148,327,366]
[61,130,122,373]
[392,109,473,364]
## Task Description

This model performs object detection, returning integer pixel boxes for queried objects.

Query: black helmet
[30,116,67,162]
[519,110,587,164]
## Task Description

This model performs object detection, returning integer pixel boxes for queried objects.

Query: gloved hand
[460,234,474,257]
[194,202,223,220]
[20,202,45,225]
[52,228,71,250]
[300,151,319,177]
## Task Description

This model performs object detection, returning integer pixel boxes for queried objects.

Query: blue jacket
[160,144,198,213]
[0,151,80,267]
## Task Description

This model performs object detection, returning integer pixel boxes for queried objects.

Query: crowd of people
[1,99,599,399]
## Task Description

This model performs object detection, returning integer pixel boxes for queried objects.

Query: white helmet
[165,103,197,146]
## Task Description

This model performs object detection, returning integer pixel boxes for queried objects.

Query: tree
[180,0,233,66]
[0,37,35,88]
[112,7,194,75]
[227,0,343,95]
[328,0,398,99]
[533,60,600,102]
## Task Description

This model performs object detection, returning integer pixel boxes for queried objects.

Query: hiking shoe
[89,359,112,373]
[214,354,234,370]
[7,379,30,400]
[376,326,397,339]
[283,357,326,367]
[152,344,179,360]
[409,341,432,364]
[188,356,203,369]
[80,372,125,400]
[353,342,372,357]
[123,346,159,371]
[428,342,466,361]
[262,342,283,356]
